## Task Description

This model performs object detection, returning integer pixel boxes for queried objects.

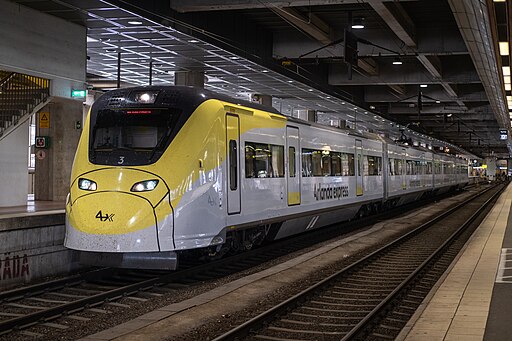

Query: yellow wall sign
[39,112,50,129]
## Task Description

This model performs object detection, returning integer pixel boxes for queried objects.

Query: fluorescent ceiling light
[128,21,143,25]
[351,17,365,29]
[87,36,98,43]
[392,58,403,65]
[499,42,509,56]
[420,84,428,88]
[504,76,511,84]
[503,66,511,76]
[506,84,511,91]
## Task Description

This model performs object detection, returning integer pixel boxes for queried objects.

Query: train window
[394,159,402,176]
[389,159,394,176]
[331,152,342,176]
[302,149,313,177]
[289,147,296,177]
[415,161,422,175]
[321,151,332,176]
[245,142,270,178]
[366,156,382,176]
[302,149,354,177]
[434,161,442,174]
[91,108,180,164]
[271,145,285,177]
[426,162,433,175]
[345,153,356,176]
[229,140,237,190]
[245,142,284,178]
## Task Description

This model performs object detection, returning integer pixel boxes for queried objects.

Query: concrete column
[174,71,205,87]
[0,121,29,207]
[251,94,272,107]
[484,157,497,181]
[34,98,82,201]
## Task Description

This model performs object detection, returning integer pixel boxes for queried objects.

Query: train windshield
[90,108,178,165]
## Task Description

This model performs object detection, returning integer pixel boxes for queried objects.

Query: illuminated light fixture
[505,76,511,84]
[132,91,159,104]
[494,0,506,2]
[420,84,428,88]
[392,57,403,65]
[499,42,509,56]
[188,39,199,43]
[308,89,314,92]
[131,180,159,192]
[78,178,97,191]
[262,70,269,73]
[87,36,98,43]
[503,66,511,76]
[229,56,240,60]
[370,105,376,109]
[506,84,511,91]
[128,20,143,25]
[351,17,365,29]
[436,100,441,104]
[287,80,293,83]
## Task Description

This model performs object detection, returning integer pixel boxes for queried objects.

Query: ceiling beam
[367,0,416,47]
[169,0,419,12]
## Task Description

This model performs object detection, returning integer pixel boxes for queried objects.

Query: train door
[356,139,363,196]
[421,153,425,187]
[401,148,406,190]
[226,114,240,214]
[286,126,300,206]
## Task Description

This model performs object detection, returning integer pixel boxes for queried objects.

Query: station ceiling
[11,0,512,158]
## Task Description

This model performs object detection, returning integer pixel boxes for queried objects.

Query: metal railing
[0,72,50,138]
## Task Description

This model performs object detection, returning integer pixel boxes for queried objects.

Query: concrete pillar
[174,71,205,87]
[34,98,82,201]
[0,0,86,93]
[251,94,272,107]
[484,157,497,181]
[0,121,29,207]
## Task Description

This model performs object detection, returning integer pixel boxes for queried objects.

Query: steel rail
[211,184,501,341]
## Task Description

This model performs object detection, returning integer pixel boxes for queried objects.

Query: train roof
[93,85,281,115]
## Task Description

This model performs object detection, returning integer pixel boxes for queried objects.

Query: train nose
[65,192,160,252]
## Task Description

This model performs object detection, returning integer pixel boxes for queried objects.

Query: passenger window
[346,153,355,176]
[271,145,285,177]
[245,142,284,178]
[366,156,382,176]
[229,140,237,190]
[289,147,296,177]
[321,151,331,176]
[331,152,342,176]
[301,149,312,177]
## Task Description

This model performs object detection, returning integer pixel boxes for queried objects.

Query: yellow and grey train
[64,86,469,269]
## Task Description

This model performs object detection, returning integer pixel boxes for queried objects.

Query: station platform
[0,200,64,219]
[397,182,512,341]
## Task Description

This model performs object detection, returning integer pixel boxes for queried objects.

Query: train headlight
[131,180,159,192]
[131,91,159,104]
[78,178,97,191]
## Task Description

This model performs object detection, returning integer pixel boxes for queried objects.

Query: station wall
[0,121,29,206]
[0,0,86,84]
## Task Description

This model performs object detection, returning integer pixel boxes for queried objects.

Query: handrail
[0,73,50,138]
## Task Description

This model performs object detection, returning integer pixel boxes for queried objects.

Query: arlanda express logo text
[314,183,349,200]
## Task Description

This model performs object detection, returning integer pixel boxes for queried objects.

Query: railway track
[212,183,505,341]
[0,185,488,338]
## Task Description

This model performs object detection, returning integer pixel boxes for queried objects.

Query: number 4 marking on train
[96,210,115,222]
